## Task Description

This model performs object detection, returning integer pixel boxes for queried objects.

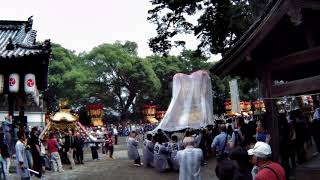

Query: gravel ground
[9,137,218,180]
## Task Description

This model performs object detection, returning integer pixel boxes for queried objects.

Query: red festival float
[87,104,104,127]
[142,105,158,124]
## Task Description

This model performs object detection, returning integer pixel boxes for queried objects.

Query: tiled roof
[0,16,50,59]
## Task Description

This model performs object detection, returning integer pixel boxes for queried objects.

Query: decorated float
[142,105,158,124]
[155,111,166,121]
[87,104,104,127]
[39,101,79,139]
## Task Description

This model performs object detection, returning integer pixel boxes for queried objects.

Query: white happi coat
[127,137,140,160]
[153,142,169,172]
[168,141,181,171]
[176,147,203,180]
[143,139,154,166]
[15,140,30,178]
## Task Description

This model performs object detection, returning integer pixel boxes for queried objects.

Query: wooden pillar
[261,71,279,161]
[8,93,14,118]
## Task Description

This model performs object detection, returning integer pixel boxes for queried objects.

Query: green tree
[148,0,269,55]
[47,44,95,111]
[84,41,161,121]
[146,55,184,109]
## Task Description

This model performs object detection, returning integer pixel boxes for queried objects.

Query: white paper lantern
[24,73,36,95]
[0,75,4,94]
[9,73,19,93]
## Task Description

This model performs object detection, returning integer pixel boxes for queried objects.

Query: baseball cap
[247,141,271,158]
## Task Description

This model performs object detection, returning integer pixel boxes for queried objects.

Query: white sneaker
[133,164,141,167]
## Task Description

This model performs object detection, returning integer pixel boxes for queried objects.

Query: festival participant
[15,130,31,180]
[0,131,11,175]
[127,131,142,166]
[256,121,270,143]
[153,134,169,172]
[89,132,99,160]
[248,141,285,180]
[211,124,230,178]
[211,124,230,158]
[312,102,320,153]
[176,136,203,180]
[229,116,249,149]
[143,134,154,167]
[113,125,119,145]
[105,133,114,159]
[229,147,252,180]
[27,127,45,178]
[168,135,180,171]
[74,132,84,164]
[47,132,64,172]
[198,128,209,165]
[64,130,75,169]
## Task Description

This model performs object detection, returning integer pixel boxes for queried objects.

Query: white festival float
[153,70,214,132]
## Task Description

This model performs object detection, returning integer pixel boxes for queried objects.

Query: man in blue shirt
[211,124,230,156]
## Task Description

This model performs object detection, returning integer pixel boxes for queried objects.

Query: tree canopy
[47,41,258,121]
[84,41,161,120]
[148,0,269,56]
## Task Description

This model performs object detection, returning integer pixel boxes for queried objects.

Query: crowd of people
[0,119,154,180]
[126,106,320,180]
[0,106,318,180]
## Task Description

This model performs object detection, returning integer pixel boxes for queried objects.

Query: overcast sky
[0,0,221,60]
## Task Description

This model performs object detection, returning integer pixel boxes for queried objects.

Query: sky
[0,0,221,60]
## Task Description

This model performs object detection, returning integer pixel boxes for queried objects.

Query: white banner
[9,73,19,93]
[229,79,241,113]
[0,74,3,94]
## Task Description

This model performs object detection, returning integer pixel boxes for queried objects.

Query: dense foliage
[47,41,258,121]
[148,0,269,56]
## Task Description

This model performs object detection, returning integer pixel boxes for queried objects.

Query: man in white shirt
[113,125,119,145]
[176,137,203,180]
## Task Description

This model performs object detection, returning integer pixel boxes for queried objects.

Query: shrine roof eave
[210,0,287,78]
[0,41,51,61]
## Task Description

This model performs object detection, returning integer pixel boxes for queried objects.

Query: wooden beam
[261,72,279,161]
[271,75,320,97]
[265,46,320,71]
[301,1,320,10]
[213,0,291,77]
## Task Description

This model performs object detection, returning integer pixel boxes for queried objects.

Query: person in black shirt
[74,132,84,164]
[0,132,10,175]
[64,130,75,169]
[27,127,44,178]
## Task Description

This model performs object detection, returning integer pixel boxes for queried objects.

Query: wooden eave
[210,0,291,77]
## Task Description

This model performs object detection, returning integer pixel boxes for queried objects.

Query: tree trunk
[120,91,136,121]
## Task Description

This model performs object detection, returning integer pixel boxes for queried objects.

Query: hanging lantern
[24,73,36,95]
[9,73,19,93]
[0,74,4,94]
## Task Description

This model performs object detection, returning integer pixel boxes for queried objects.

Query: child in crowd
[105,134,114,159]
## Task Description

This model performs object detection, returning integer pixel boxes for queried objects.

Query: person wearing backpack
[211,124,231,179]
[248,142,285,180]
